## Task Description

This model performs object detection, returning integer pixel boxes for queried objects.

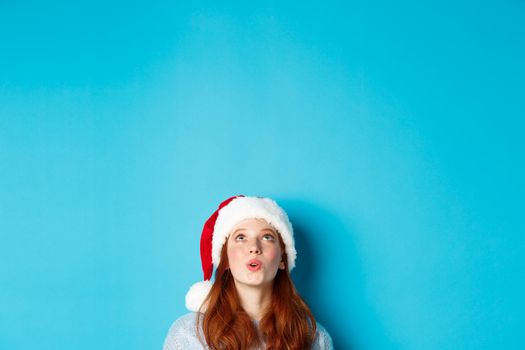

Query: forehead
[230,218,276,232]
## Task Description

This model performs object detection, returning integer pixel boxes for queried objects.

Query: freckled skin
[226,218,285,288]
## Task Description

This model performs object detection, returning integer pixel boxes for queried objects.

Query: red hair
[197,234,316,350]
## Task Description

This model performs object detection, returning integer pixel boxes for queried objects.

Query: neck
[234,282,273,322]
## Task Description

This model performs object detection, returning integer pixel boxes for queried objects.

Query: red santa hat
[185,195,296,312]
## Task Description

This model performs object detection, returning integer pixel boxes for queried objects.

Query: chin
[237,278,271,288]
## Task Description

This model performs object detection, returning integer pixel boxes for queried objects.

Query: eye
[262,234,275,241]
[235,234,246,241]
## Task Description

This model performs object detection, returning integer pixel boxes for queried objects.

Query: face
[226,218,285,289]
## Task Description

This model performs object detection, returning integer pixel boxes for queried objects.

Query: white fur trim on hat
[211,196,296,271]
[185,280,213,312]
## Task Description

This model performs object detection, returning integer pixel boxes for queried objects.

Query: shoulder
[162,312,207,350]
[312,321,334,350]
[170,312,199,330]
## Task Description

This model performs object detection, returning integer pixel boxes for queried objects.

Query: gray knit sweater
[163,312,334,350]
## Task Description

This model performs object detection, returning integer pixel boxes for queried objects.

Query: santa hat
[185,195,296,312]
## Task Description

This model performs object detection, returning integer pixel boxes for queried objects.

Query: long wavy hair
[196,233,316,350]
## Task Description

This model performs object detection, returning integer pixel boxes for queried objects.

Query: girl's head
[184,195,317,349]
[226,218,286,290]
[185,195,297,312]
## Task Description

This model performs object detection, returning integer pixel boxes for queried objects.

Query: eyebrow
[232,227,276,235]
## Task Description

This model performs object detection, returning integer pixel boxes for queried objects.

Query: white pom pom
[185,280,213,312]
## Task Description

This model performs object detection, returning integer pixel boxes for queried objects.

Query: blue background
[1,1,524,349]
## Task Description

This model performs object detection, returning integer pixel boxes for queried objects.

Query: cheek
[227,245,244,266]
[265,244,281,264]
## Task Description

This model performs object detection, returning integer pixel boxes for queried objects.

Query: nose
[249,240,262,255]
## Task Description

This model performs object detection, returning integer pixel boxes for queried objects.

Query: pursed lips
[247,259,262,271]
